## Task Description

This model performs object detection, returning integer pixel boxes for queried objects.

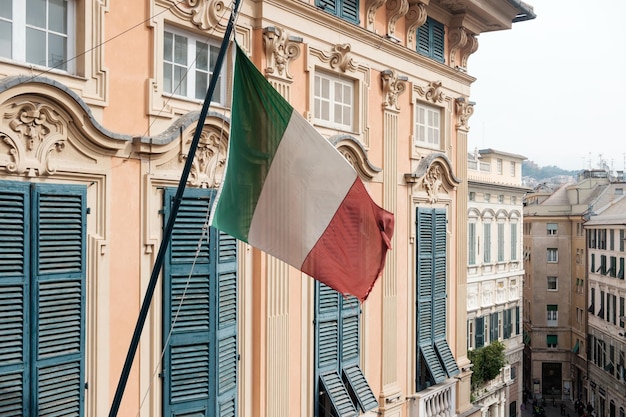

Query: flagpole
[107,0,242,415]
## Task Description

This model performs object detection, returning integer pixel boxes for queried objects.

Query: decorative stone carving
[422,164,444,203]
[179,127,227,188]
[367,0,387,29]
[386,0,409,37]
[1,102,67,176]
[263,27,302,80]
[455,97,475,130]
[448,26,467,68]
[416,80,445,103]
[319,44,358,73]
[460,33,478,68]
[405,153,460,203]
[405,1,427,50]
[330,135,381,180]
[168,0,226,31]
[381,70,407,111]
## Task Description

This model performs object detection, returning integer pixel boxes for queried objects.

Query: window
[416,208,459,391]
[503,309,513,339]
[467,320,474,350]
[484,193,491,203]
[621,230,625,252]
[314,71,354,131]
[497,223,504,262]
[547,248,558,263]
[599,255,607,275]
[547,223,557,235]
[599,228,607,249]
[547,276,558,291]
[591,253,596,272]
[315,282,377,416]
[498,194,504,204]
[497,159,503,174]
[416,17,444,63]
[511,196,517,205]
[484,223,492,263]
[620,257,625,279]
[547,334,558,348]
[599,290,605,319]
[510,223,518,260]
[469,191,476,201]
[163,27,225,103]
[620,297,625,328]
[547,305,558,326]
[609,256,617,277]
[475,316,485,348]
[0,181,86,414]
[0,0,75,71]
[510,162,516,177]
[490,312,499,342]
[414,102,440,148]
[468,222,476,265]
[315,0,359,24]
[589,288,595,314]
[162,188,238,416]
[611,229,615,251]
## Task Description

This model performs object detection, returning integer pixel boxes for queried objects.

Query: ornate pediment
[179,125,227,188]
[405,153,461,203]
[166,0,226,31]
[330,135,381,181]
[319,44,358,73]
[416,80,445,103]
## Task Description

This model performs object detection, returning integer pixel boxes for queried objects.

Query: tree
[468,341,506,390]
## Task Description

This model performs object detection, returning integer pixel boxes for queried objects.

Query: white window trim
[313,70,354,131]
[547,276,558,291]
[547,248,558,263]
[162,25,225,104]
[2,0,76,73]
[413,101,441,150]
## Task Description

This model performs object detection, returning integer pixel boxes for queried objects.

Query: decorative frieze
[167,0,226,31]
[319,44,358,73]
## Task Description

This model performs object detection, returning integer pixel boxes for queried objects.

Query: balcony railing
[408,378,457,417]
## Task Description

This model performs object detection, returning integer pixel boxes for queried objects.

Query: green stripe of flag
[212,43,293,241]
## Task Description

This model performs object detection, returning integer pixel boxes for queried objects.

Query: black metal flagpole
[108,0,242,415]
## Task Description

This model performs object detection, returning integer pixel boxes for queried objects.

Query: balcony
[408,378,457,417]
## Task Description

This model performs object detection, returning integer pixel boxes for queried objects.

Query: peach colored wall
[108,157,142,415]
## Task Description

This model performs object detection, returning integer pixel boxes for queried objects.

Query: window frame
[313,70,355,132]
[162,25,226,104]
[547,276,558,291]
[547,304,558,326]
[414,100,441,149]
[547,248,558,263]
[0,0,76,72]
[547,334,558,348]
[547,223,558,235]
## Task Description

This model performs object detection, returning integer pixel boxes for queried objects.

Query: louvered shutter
[416,208,445,384]
[503,309,511,339]
[316,283,357,417]
[515,307,520,335]
[32,184,86,416]
[431,19,445,63]
[316,0,337,16]
[475,317,484,348]
[0,182,30,415]
[163,188,213,416]
[416,23,430,56]
[340,0,359,24]
[215,231,238,417]
[489,313,498,342]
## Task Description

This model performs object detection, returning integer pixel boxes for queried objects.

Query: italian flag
[211,44,394,301]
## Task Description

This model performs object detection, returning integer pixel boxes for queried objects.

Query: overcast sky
[467,0,626,172]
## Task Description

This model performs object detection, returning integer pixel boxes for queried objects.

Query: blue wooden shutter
[489,313,498,342]
[475,317,484,348]
[340,0,360,24]
[515,306,520,335]
[416,208,445,384]
[431,19,445,63]
[163,187,214,417]
[0,182,30,415]
[503,309,511,339]
[32,183,86,416]
[416,23,430,57]
[316,283,357,417]
[215,231,238,417]
[316,0,337,16]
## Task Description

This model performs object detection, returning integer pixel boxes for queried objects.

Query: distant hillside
[522,160,579,182]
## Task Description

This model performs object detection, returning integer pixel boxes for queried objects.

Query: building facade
[467,149,528,417]
[0,0,533,416]
[584,185,626,417]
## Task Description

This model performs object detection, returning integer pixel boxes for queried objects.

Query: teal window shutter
[515,306,520,334]
[0,182,30,415]
[315,282,376,416]
[32,184,87,416]
[0,182,86,416]
[416,18,445,63]
[162,187,238,417]
[416,208,458,390]
[315,0,360,24]
[475,317,484,348]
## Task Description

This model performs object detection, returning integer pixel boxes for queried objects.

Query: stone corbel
[366,0,388,30]
[386,0,409,37]
[448,26,468,69]
[460,33,479,69]
[455,97,475,131]
[405,1,428,50]
[168,0,226,31]
[320,44,358,73]
[263,27,303,80]
[416,80,445,103]
[381,70,408,111]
